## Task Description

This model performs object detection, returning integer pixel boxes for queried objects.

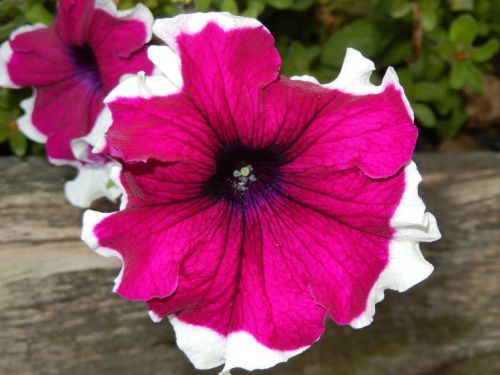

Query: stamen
[233,164,256,192]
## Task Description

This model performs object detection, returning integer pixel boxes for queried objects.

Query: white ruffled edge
[17,89,47,143]
[81,210,124,293]
[325,48,414,120]
[350,161,441,328]
[152,12,264,54]
[95,0,154,43]
[0,23,47,88]
[64,161,122,208]
[166,316,310,374]
[94,71,181,154]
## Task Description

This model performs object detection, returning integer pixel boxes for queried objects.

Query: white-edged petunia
[81,12,441,373]
[0,0,154,207]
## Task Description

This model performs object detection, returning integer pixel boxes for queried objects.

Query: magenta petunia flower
[81,13,441,373]
[0,0,154,207]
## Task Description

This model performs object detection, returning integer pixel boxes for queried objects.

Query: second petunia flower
[82,12,440,373]
[0,0,155,207]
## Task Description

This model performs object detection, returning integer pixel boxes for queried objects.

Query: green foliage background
[0,0,499,156]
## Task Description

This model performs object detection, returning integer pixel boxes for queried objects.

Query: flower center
[205,143,283,204]
[69,43,102,90]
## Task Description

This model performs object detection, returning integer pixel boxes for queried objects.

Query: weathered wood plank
[0,154,499,375]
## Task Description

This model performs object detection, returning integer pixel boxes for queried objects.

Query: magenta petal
[263,77,417,178]
[56,0,96,46]
[90,7,154,90]
[8,26,73,87]
[173,21,280,143]
[104,94,218,164]
[146,196,327,361]
[34,79,104,162]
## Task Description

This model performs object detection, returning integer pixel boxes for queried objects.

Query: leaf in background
[470,38,499,62]
[390,0,411,18]
[450,60,467,89]
[9,131,28,157]
[413,102,437,127]
[449,14,477,46]
[196,0,212,11]
[290,0,314,11]
[242,0,266,17]
[25,3,55,25]
[448,0,475,11]
[412,81,447,102]
[378,40,411,66]
[281,41,320,76]
[143,0,159,9]
[420,0,441,30]
[221,0,238,14]
[267,0,293,10]
[463,60,485,91]
[322,19,397,68]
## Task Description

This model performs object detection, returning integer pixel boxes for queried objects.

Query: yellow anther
[240,166,250,177]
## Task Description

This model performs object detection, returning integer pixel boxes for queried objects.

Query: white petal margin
[169,316,310,374]
[72,108,113,162]
[95,0,154,43]
[152,12,264,54]
[147,46,183,89]
[0,23,47,88]
[17,89,47,143]
[81,210,124,293]
[350,161,441,329]
[64,162,122,208]
[94,72,180,153]
[325,48,414,120]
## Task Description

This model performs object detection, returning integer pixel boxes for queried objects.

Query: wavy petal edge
[350,161,441,328]
[167,316,311,373]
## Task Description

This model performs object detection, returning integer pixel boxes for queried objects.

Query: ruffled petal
[101,73,217,165]
[56,0,96,45]
[33,78,104,162]
[17,90,47,143]
[90,2,154,90]
[351,161,440,327]
[261,66,417,178]
[152,13,281,144]
[147,195,327,372]
[64,161,121,208]
[5,24,73,87]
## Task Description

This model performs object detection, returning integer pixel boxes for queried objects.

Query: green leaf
[449,14,477,46]
[242,0,266,17]
[9,132,27,157]
[143,0,159,9]
[267,0,293,9]
[421,0,440,31]
[422,9,438,31]
[390,0,411,18]
[411,81,446,102]
[290,0,314,11]
[322,20,397,68]
[448,0,474,11]
[221,0,238,14]
[463,61,484,91]
[0,124,9,143]
[196,0,212,11]
[118,0,136,10]
[25,4,54,26]
[450,60,467,89]
[281,41,320,76]
[470,38,499,62]
[413,103,436,127]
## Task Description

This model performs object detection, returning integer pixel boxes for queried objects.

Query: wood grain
[0,154,499,375]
